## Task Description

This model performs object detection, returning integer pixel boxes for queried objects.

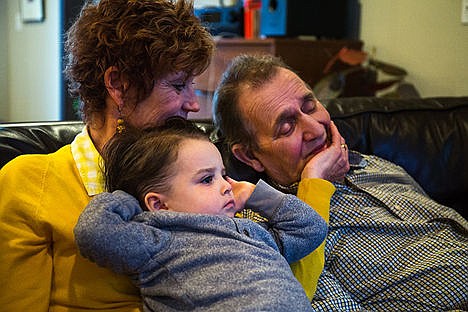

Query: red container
[244,0,261,39]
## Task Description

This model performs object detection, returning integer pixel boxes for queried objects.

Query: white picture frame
[21,0,45,23]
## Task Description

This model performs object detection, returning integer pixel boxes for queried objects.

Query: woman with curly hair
[0,1,214,311]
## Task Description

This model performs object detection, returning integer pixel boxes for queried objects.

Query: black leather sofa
[1,96,467,219]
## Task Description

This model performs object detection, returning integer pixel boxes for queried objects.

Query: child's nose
[222,180,232,195]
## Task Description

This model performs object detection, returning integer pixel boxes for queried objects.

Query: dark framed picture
[21,0,45,23]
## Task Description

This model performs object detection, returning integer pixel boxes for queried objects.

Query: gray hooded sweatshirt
[74,180,327,312]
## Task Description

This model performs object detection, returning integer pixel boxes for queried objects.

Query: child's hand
[226,177,256,211]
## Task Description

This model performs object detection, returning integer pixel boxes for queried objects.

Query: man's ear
[144,192,168,212]
[104,66,127,106]
[231,143,265,173]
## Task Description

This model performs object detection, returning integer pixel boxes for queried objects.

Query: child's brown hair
[102,117,209,208]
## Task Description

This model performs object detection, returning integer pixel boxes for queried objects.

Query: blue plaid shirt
[311,151,468,311]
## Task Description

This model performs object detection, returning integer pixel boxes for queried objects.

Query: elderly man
[213,54,467,311]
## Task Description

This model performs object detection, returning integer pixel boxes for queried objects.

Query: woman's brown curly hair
[64,0,214,123]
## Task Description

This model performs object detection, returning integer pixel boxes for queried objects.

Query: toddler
[74,118,327,311]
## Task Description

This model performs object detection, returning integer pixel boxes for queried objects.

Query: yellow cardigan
[291,178,335,300]
[0,146,141,312]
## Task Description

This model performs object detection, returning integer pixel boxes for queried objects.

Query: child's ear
[144,192,168,212]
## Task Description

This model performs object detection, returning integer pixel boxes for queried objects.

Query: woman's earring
[116,106,125,134]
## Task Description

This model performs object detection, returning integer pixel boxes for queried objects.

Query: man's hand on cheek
[301,121,350,182]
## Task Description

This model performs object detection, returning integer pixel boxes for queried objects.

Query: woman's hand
[226,177,256,211]
[301,121,350,182]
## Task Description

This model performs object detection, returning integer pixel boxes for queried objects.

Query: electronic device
[194,2,243,37]
[260,0,360,39]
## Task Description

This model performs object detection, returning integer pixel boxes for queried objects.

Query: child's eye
[201,175,213,184]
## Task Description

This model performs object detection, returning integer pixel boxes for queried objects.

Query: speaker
[260,0,360,39]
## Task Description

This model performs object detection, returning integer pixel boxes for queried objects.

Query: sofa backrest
[0,121,84,168]
[1,97,467,218]
[0,120,215,169]
[327,97,468,215]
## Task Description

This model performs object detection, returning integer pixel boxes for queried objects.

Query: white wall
[3,0,61,122]
[360,0,468,97]
[0,1,9,121]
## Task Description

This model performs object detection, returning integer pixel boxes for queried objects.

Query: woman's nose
[183,98,200,113]
[182,87,200,113]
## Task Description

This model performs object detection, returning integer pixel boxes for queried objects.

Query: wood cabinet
[191,38,363,119]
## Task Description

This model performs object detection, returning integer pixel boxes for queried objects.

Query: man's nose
[301,115,323,141]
